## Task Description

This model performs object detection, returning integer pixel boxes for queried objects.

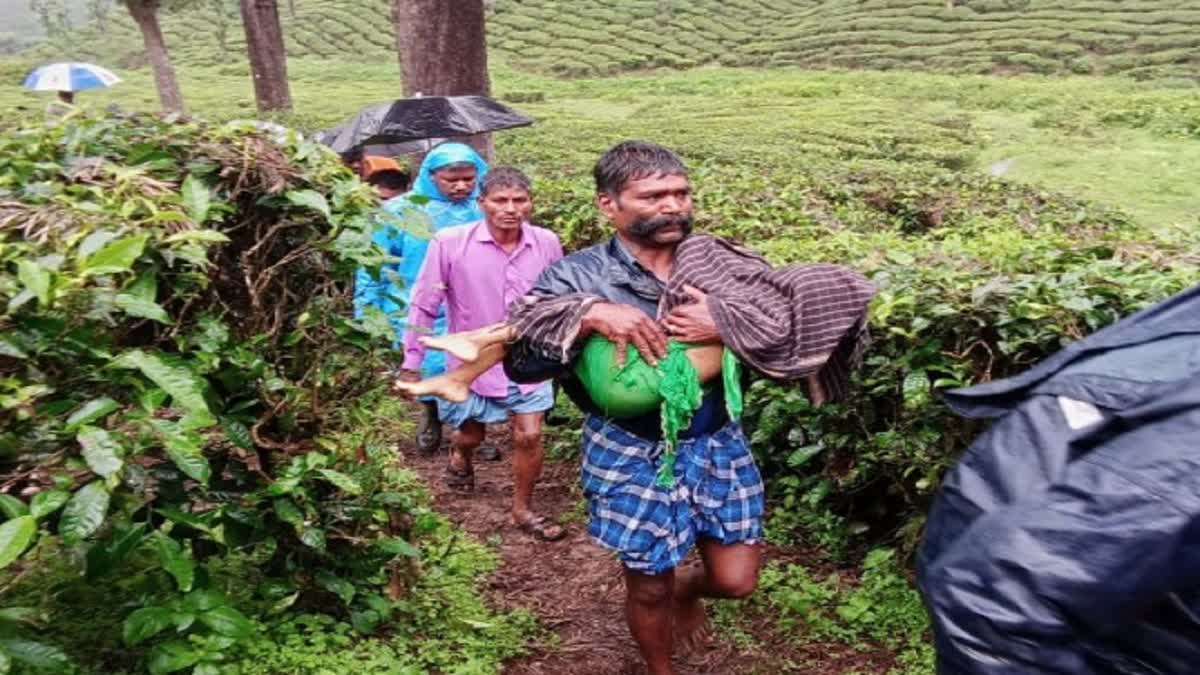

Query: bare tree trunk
[125,0,185,114]
[240,0,293,112]
[390,0,493,159]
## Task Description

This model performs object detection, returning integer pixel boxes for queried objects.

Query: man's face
[375,184,404,201]
[479,186,532,232]
[431,165,478,202]
[597,172,694,247]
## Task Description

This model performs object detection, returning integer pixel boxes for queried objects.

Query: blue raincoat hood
[407,142,488,226]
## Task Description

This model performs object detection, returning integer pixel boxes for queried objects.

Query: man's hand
[582,302,668,366]
[663,285,721,345]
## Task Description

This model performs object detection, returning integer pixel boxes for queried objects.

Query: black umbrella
[319,95,534,154]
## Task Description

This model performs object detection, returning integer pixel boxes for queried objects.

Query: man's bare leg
[509,411,564,540]
[393,342,506,402]
[419,322,516,363]
[671,539,761,649]
[624,568,677,675]
[447,420,485,489]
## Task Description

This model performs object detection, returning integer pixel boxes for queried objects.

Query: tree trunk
[125,0,185,114]
[390,0,493,159]
[240,0,293,112]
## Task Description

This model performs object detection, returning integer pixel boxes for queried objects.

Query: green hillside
[13,0,1200,81]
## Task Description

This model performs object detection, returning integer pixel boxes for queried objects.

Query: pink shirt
[402,220,564,397]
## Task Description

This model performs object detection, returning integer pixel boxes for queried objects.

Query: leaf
[182,589,225,613]
[29,491,69,520]
[193,664,222,675]
[16,261,50,306]
[272,498,303,527]
[317,469,362,495]
[0,496,27,520]
[0,517,36,570]
[66,397,120,430]
[147,639,200,675]
[299,527,326,551]
[374,537,420,558]
[161,427,212,485]
[155,535,195,592]
[114,294,172,324]
[220,417,253,451]
[315,571,356,605]
[0,337,27,360]
[123,606,174,646]
[286,189,331,220]
[58,481,110,543]
[786,444,824,468]
[86,522,148,580]
[82,235,148,275]
[0,644,10,675]
[0,639,69,671]
[77,426,124,478]
[902,370,931,409]
[113,350,210,416]
[181,175,212,225]
[198,606,254,639]
[164,230,230,244]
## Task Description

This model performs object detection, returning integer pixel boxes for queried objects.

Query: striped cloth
[581,415,764,574]
[507,234,875,402]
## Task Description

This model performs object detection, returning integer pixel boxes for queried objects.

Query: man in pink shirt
[400,167,565,541]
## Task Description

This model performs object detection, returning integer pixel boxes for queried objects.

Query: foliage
[3,454,537,674]
[716,548,934,674]
[0,110,449,671]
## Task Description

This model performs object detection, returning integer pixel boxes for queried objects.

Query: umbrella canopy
[23,62,121,93]
[314,126,444,159]
[320,95,533,154]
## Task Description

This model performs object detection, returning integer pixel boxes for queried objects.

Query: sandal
[443,465,474,492]
[513,514,566,542]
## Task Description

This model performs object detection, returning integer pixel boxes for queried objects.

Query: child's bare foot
[419,324,514,363]
[419,333,482,363]
[392,375,471,403]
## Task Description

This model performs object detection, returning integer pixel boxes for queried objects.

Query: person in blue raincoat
[354,142,488,454]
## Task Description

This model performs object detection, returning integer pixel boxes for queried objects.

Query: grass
[12,0,1200,80]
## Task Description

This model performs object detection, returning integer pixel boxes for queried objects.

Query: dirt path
[402,421,894,675]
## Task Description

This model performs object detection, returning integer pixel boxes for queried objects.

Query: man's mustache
[629,214,693,237]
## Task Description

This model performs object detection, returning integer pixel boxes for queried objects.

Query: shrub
[0,112,437,670]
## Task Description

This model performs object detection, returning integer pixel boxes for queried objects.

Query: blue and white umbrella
[22,62,121,93]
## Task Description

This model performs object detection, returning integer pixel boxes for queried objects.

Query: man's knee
[511,427,542,450]
[707,564,758,599]
[625,571,673,607]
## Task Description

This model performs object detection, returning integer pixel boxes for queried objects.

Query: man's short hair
[367,169,410,192]
[593,140,688,196]
[479,166,532,197]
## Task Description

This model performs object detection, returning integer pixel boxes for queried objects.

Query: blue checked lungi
[580,415,765,575]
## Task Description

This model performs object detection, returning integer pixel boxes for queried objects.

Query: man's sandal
[513,515,566,542]
[443,465,474,492]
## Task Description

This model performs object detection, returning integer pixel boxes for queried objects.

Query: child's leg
[419,322,516,363]
[393,342,508,403]
[683,344,723,383]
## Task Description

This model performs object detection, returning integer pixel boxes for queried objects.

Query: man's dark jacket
[918,283,1200,675]
[503,236,728,440]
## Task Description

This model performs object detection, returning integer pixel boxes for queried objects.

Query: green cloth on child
[573,335,743,487]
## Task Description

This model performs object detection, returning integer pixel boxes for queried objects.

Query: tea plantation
[15,0,1200,81]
